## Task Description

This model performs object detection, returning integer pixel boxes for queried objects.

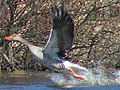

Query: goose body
[5,5,88,80]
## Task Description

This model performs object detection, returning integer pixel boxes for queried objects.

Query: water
[0,67,120,90]
[0,84,120,90]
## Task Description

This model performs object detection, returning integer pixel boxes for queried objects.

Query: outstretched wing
[44,5,74,58]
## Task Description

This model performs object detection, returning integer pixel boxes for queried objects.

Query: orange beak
[4,35,13,41]
[68,68,86,80]
[4,35,18,48]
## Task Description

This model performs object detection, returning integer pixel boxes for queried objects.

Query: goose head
[4,34,23,42]
[4,34,31,48]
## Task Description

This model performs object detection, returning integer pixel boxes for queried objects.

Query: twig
[2,53,11,63]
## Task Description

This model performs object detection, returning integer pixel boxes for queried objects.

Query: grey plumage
[42,5,74,72]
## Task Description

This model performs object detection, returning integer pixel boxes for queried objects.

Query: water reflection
[0,71,50,85]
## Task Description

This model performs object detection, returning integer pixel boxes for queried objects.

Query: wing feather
[44,5,74,57]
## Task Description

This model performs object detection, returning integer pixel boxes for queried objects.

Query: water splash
[49,68,95,87]
[49,66,120,87]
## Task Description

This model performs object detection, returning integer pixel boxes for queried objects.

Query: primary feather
[44,5,74,58]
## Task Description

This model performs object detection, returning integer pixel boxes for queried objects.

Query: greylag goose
[5,5,88,80]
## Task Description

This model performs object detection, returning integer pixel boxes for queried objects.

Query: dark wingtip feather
[51,4,74,28]
[51,4,65,19]
[51,4,74,56]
